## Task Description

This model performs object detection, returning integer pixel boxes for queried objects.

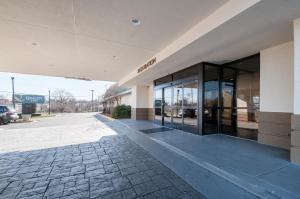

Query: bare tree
[51,89,75,112]
[101,84,129,114]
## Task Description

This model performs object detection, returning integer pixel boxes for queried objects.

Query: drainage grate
[140,127,172,134]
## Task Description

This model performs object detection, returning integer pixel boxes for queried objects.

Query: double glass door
[154,80,198,134]
[203,64,237,135]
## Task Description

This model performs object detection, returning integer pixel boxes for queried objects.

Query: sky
[0,72,115,100]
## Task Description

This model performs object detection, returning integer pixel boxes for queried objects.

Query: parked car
[178,109,196,118]
[0,106,10,124]
[0,106,19,124]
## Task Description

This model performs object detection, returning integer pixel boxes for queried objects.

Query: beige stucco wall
[260,41,294,113]
[130,85,154,120]
[259,41,294,149]
[131,85,151,108]
[120,93,132,106]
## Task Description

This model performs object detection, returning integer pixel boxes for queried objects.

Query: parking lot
[0,113,115,153]
[0,113,203,199]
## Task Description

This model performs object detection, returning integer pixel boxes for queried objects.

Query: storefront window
[236,71,260,140]
[153,54,259,140]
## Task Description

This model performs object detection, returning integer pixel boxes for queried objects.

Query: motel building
[1,0,300,198]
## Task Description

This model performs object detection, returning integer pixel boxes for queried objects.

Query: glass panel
[222,68,235,108]
[221,108,236,134]
[173,65,198,81]
[203,65,219,134]
[202,55,260,139]
[163,87,172,127]
[155,75,172,86]
[236,71,260,140]
[183,81,198,134]
[221,68,236,135]
[154,89,162,124]
[172,84,183,129]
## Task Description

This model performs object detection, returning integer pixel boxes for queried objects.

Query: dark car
[178,109,196,118]
[0,106,19,124]
[0,106,10,124]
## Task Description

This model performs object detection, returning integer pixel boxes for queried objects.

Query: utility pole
[48,90,51,115]
[11,77,15,109]
[90,90,94,112]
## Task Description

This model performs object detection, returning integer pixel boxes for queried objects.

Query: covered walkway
[103,117,300,199]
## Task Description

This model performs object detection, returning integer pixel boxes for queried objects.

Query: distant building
[0,98,10,105]
[101,89,132,114]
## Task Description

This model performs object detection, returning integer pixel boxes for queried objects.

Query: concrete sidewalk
[100,116,300,199]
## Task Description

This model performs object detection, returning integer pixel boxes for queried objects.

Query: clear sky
[0,72,115,100]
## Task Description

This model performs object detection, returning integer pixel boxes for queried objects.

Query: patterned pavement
[0,114,204,199]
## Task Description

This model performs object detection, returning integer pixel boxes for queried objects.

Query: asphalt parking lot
[0,113,204,199]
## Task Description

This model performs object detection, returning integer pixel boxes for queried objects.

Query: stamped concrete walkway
[0,113,204,199]
[114,119,300,199]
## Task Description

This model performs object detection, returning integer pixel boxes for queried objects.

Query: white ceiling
[125,0,300,85]
[0,0,227,81]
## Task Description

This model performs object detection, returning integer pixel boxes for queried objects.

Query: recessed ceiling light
[131,18,141,26]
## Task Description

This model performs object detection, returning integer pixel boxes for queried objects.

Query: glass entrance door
[203,65,219,134]
[163,87,172,127]
[154,88,163,124]
[203,65,237,135]
[172,84,183,129]
[183,81,198,133]
[159,81,199,134]
[221,68,237,135]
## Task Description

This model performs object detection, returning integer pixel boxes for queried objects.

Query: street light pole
[48,90,51,115]
[11,77,15,109]
[91,90,94,112]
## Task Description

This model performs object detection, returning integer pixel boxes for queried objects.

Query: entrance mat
[140,127,172,134]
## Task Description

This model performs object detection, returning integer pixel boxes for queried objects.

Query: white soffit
[0,0,227,81]
[120,0,300,85]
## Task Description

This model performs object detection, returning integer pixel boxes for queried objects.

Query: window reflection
[183,81,198,133]
[203,65,219,134]
[154,89,162,124]
[172,85,183,129]
[221,68,236,134]
[163,87,172,126]
[236,72,260,140]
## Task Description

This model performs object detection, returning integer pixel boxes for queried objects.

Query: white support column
[291,18,300,163]
[131,85,154,120]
